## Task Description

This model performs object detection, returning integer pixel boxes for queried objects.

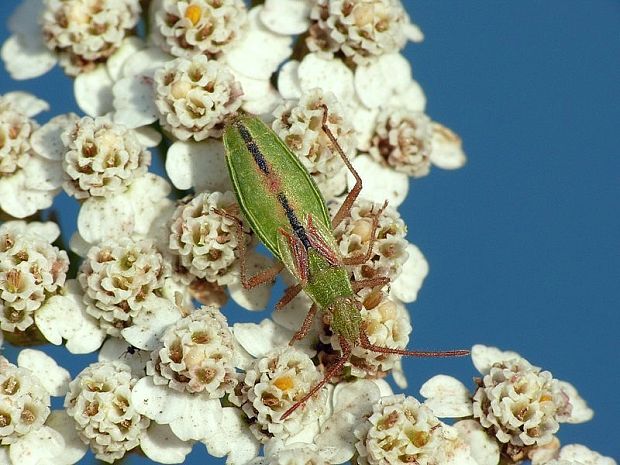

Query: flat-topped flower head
[0,221,69,333]
[355,394,469,465]
[62,116,151,199]
[78,237,172,336]
[147,305,237,396]
[369,109,433,177]
[41,0,141,76]
[153,0,248,59]
[307,0,422,66]
[0,357,51,445]
[168,191,248,285]
[0,97,37,177]
[230,346,327,442]
[64,360,150,462]
[154,55,243,141]
[272,88,357,200]
[472,357,562,451]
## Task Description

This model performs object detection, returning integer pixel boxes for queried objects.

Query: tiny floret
[0,222,69,332]
[369,109,433,177]
[168,191,248,285]
[78,237,171,336]
[153,0,248,59]
[147,305,237,397]
[154,56,243,141]
[62,116,151,199]
[41,0,142,76]
[307,0,418,66]
[0,356,51,445]
[230,346,326,442]
[64,360,150,462]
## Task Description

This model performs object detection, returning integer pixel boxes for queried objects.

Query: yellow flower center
[274,376,294,391]
[185,5,202,26]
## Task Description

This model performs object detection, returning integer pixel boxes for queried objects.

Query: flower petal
[388,80,426,112]
[17,349,70,396]
[298,54,354,104]
[134,125,163,148]
[3,91,49,117]
[346,154,409,207]
[431,122,467,169]
[9,426,64,465]
[74,65,114,116]
[0,173,55,218]
[224,6,292,80]
[354,54,411,109]
[277,60,302,99]
[420,375,473,418]
[99,337,150,377]
[454,420,500,465]
[558,444,617,465]
[31,113,79,161]
[556,380,594,424]
[113,75,159,128]
[23,157,63,191]
[166,140,232,192]
[390,243,429,303]
[107,37,145,81]
[77,195,135,243]
[260,0,310,35]
[170,396,223,441]
[471,344,521,375]
[201,407,261,465]
[121,296,182,350]
[228,252,275,311]
[45,410,89,465]
[140,423,193,464]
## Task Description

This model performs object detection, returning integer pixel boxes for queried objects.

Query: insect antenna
[280,337,352,421]
[359,330,469,357]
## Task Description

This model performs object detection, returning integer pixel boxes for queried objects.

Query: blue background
[0,1,618,463]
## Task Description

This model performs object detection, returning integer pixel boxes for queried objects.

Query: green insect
[217,107,468,420]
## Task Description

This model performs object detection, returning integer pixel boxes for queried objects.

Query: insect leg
[342,201,388,266]
[319,103,363,229]
[359,330,469,358]
[213,208,284,289]
[275,283,303,310]
[280,336,351,421]
[289,303,319,345]
[351,276,391,292]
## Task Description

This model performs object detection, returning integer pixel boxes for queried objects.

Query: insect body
[221,110,468,419]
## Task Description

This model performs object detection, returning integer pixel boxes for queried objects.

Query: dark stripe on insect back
[236,122,269,174]
[277,193,312,249]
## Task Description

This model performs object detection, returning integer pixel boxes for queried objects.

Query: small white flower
[64,360,150,462]
[168,191,248,285]
[0,93,65,218]
[354,394,474,465]
[0,221,68,333]
[152,0,248,59]
[154,55,243,141]
[0,356,51,445]
[420,345,594,464]
[77,237,172,336]
[40,0,141,76]
[62,116,151,199]
[147,306,238,397]
[230,346,327,443]
[272,88,357,199]
[369,108,433,177]
[307,0,422,66]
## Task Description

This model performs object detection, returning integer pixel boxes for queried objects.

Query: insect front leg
[275,283,303,310]
[319,103,364,229]
[212,208,284,289]
[359,329,469,358]
[351,276,391,292]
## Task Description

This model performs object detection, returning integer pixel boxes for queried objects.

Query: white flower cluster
[0,2,614,465]
[64,360,150,462]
